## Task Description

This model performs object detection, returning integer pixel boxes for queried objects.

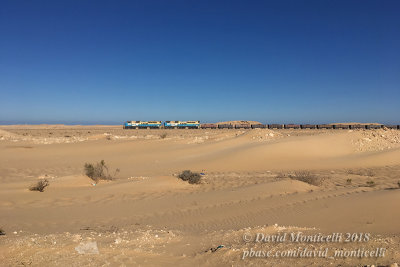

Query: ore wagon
[384,125,399,129]
[235,124,251,129]
[365,125,382,129]
[350,124,365,129]
[284,124,301,129]
[268,124,284,129]
[218,124,233,129]
[200,123,218,129]
[333,124,349,129]
[300,124,317,129]
[318,124,334,129]
[251,124,266,129]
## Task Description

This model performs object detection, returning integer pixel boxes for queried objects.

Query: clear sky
[1,0,399,124]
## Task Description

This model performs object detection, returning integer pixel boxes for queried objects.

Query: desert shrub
[84,160,119,183]
[0,228,5,235]
[29,179,49,192]
[289,171,323,186]
[346,178,352,184]
[160,133,168,139]
[178,170,202,184]
[366,180,375,187]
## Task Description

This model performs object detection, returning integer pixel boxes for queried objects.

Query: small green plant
[178,170,202,184]
[160,133,168,139]
[84,160,119,183]
[366,180,375,187]
[29,179,49,192]
[346,178,352,184]
[289,171,323,186]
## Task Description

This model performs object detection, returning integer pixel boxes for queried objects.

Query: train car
[164,121,181,129]
[284,124,301,129]
[384,125,399,129]
[138,121,162,129]
[300,124,317,129]
[268,124,284,129]
[333,124,350,129]
[124,121,143,129]
[317,124,334,129]
[124,121,132,129]
[218,124,233,129]
[251,124,266,129]
[200,123,218,129]
[350,124,365,130]
[365,124,382,129]
[235,124,251,129]
[176,121,200,129]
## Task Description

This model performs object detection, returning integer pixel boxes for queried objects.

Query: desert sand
[1,125,400,266]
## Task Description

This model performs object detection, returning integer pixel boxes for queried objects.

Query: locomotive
[164,121,200,129]
[123,121,162,129]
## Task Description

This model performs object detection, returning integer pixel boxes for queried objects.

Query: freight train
[123,121,400,130]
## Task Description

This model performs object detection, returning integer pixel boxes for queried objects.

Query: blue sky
[1,0,399,124]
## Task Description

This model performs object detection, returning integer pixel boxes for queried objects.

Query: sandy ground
[1,125,400,266]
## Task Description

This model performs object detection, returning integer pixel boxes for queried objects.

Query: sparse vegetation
[366,180,375,187]
[84,160,119,183]
[289,171,323,186]
[29,179,49,192]
[365,170,375,177]
[160,133,168,139]
[178,170,202,184]
[346,178,352,184]
[275,172,287,179]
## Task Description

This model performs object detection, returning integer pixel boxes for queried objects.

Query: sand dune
[1,127,399,266]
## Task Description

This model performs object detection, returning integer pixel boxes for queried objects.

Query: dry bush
[366,180,375,187]
[178,170,202,184]
[84,160,119,183]
[346,178,352,184]
[160,133,168,139]
[289,171,323,186]
[29,179,49,192]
